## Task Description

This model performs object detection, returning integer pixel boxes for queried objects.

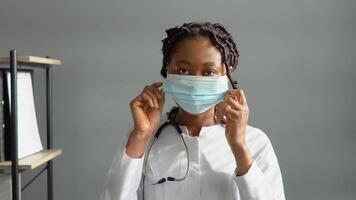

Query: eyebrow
[176,60,218,67]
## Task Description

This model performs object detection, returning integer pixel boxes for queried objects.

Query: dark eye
[204,70,216,76]
[178,68,190,75]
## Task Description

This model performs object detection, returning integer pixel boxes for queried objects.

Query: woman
[100,22,286,200]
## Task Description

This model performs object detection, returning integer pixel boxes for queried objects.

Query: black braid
[160,21,240,89]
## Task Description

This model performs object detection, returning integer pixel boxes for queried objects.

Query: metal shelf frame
[9,49,55,200]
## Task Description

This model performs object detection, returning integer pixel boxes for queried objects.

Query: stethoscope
[143,106,190,185]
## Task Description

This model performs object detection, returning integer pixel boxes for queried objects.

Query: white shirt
[99,122,286,200]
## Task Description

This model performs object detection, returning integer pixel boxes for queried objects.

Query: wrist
[230,144,252,161]
[125,130,151,158]
[131,129,153,141]
[229,142,248,153]
[230,144,253,176]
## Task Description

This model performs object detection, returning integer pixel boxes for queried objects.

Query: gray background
[1,0,355,199]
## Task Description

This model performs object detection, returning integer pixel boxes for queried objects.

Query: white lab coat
[99,121,286,200]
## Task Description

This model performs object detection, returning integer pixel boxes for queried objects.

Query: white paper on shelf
[6,71,43,159]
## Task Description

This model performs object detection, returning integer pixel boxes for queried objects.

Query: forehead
[170,36,222,66]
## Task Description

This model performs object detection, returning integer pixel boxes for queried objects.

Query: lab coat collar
[178,123,225,138]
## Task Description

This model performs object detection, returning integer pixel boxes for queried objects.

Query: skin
[126,36,253,176]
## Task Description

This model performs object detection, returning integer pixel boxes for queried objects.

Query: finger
[144,89,159,108]
[218,99,228,111]
[224,105,233,120]
[226,97,244,110]
[141,93,155,108]
[224,89,236,99]
[223,90,230,99]
[225,106,240,119]
[150,82,163,88]
[239,89,247,105]
[147,86,163,100]
[159,87,165,95]
[221,91,232,107]
[214,104,224,122]
[158,88,165,105]
[216,100,228,117]
[226,89,240,101]
[227,89,239,95]
[143,86,158,107]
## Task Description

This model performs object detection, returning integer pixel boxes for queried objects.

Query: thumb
[158,89,165,107]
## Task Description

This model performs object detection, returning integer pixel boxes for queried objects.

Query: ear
[225,65,234,75]
[228,66,234,74]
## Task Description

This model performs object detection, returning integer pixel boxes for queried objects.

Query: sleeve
[99,128,148,200]
[232,128,286,200]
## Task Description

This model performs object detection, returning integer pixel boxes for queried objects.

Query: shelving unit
[0,50,62,200]
[0,149,62,171]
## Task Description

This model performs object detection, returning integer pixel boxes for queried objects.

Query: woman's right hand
[129,82,165,140]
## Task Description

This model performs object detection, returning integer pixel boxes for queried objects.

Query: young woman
[100,22,286,200]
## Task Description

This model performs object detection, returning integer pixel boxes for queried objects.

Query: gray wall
[1,0,355,199]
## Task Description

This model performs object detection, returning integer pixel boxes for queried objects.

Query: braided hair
[160,21,240,89]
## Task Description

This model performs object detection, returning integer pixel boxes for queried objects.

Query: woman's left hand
[216,88,249,147]
[216,88,253,175]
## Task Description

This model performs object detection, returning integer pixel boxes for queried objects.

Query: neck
[175,107,216,136]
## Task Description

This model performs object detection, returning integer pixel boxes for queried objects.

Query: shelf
[0,56,61,65]
[0,149,62,171]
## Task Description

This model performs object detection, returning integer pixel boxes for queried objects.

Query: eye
[178,67,190,75]
[203,70,216,76]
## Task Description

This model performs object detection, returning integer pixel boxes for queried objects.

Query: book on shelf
[0,68,43,161]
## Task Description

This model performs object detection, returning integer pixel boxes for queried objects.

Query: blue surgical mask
[163,74,229,114]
